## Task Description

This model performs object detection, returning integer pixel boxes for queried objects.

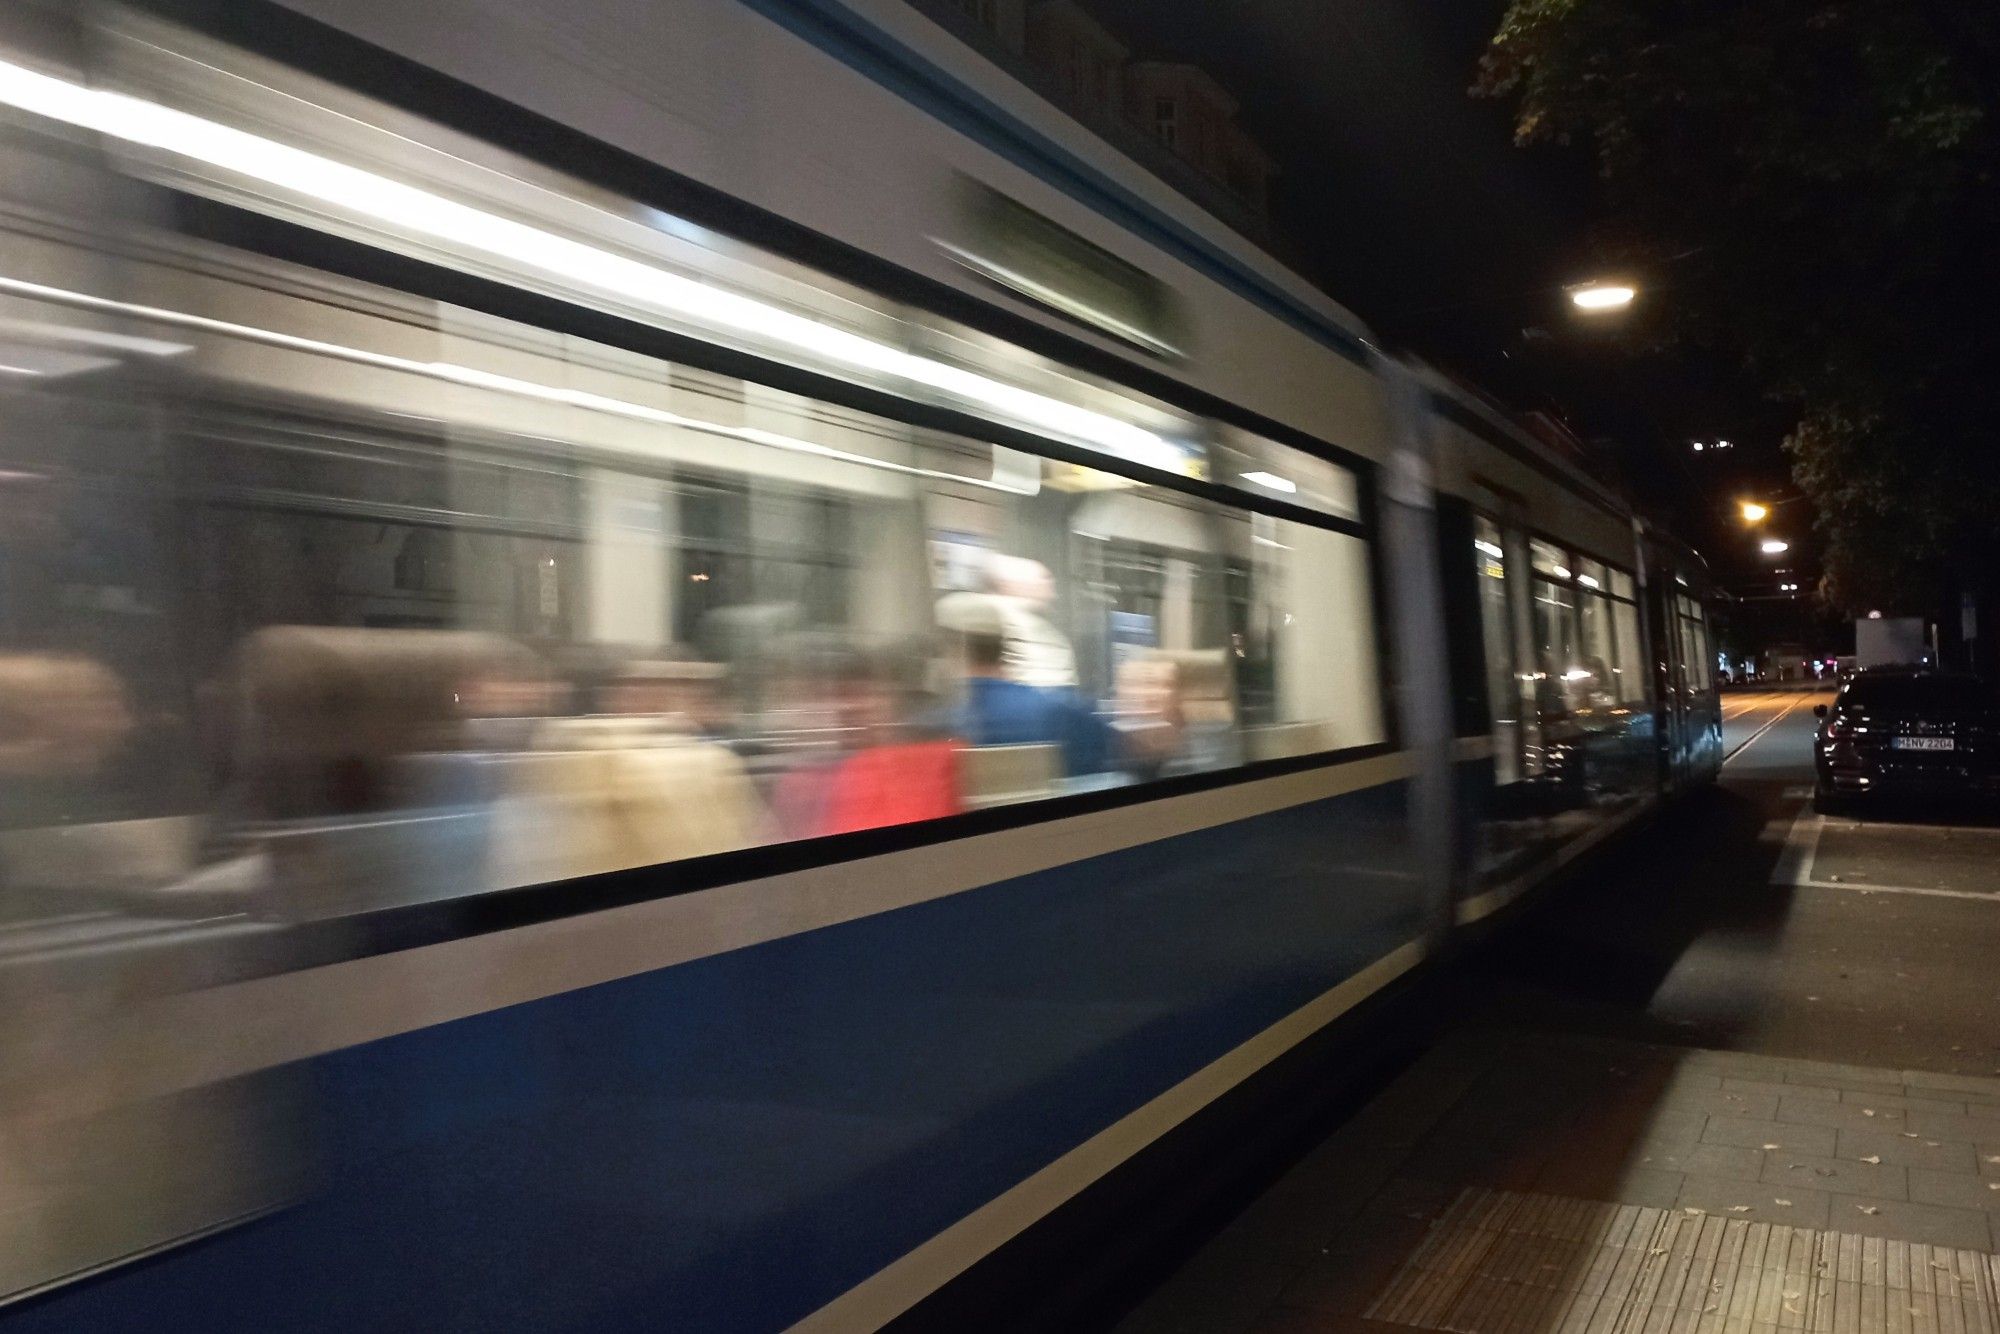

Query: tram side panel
[0,42,1432,1334]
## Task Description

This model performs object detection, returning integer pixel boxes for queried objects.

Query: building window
[1154,97,1177,149]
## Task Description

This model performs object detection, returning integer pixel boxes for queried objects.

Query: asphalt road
[1471,687,2000,1077]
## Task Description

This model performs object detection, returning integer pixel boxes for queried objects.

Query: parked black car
[1814,670,2000,810]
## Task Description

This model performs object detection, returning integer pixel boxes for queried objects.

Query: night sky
[1072,0,1803,593]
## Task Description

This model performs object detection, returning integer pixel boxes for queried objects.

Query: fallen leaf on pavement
[1858,1206,1881,1215]
[1859,1155,1882,1164]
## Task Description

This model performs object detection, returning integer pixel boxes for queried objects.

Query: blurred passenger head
[1116,656,1185,727]
[937,593,1007,678]
[604,651,727,730]
[233,627,518,817]
[988,555,1055,607]
[0,654,133,778]
[457,641,561,720]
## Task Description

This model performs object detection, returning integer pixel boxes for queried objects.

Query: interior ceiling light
[1239,470,1297,494]
[0,273,1039,495]
[0,57,1185,474]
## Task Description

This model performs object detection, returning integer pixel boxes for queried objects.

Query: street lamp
[1739,501,1770,523]
[1760,539,1790,555]
[1570,283,1636,312]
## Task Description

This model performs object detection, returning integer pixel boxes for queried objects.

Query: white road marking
[1770,811,2000,901]
[1770,808,1825,888]
[1798,879,2000,903]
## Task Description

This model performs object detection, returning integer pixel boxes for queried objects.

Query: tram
[0,1,1720,1328]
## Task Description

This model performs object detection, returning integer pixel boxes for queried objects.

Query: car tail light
[1824,716,1852,739]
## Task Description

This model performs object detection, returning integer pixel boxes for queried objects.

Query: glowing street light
[1571,283,1637,312]
[1760,539,1790,555]
[1739,501,1770,523]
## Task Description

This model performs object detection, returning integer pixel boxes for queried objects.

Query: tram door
[1465,492,1547,879]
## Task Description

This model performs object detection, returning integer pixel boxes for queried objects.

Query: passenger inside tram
[942,591,1115,780]
[0,216,1384,940]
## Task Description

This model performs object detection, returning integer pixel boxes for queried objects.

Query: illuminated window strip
[0,273,1036,494]
[0,56,1186,474]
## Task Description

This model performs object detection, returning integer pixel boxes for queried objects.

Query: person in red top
[774,640,966,838]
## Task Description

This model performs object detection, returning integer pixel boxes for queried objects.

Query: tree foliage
[1476,0,2000,616]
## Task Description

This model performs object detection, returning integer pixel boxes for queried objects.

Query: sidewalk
[1113,1031,2000,1334]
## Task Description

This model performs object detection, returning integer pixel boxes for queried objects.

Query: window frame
[1521,528,1647,714]
[137,191,1400,913]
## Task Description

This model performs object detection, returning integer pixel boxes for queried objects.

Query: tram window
[1611,594,1646,704]
[1532,578,1578,713]
[0,246,1384,926]
[1572,557,1644,708]
[1676,597,1713,693]
[1576,585,1618,707]
[1212,426,1361,524]
[1472,516,1520,783]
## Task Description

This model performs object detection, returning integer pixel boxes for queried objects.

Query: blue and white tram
[0,1,1721,1329]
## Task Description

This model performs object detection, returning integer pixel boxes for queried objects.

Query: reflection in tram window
[0,240,1382,928]
[1472,517,1518,785]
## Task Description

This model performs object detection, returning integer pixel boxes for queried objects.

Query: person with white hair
[986,554,1077,690]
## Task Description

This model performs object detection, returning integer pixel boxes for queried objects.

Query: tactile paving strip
[1364,1187,2000,1334]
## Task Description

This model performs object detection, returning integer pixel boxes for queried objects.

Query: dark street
[1115,691,2000,1332]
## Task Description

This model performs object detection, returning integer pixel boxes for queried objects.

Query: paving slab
[1704,1118,1839,1159]
[1835,1131,1981,1175]
[1115,1033,2000,1334]
[1831,1197,1994,1251]
[1905,1170,2000,1215]
[1778,1100,1918,1133]
[1904,1111,2000,1146]
[1676,1176,1833,1230]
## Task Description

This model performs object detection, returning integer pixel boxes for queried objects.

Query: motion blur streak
[0,56,1184,471]
[0,273,1039,495]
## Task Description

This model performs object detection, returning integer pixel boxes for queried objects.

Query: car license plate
[1892,736,1955,751]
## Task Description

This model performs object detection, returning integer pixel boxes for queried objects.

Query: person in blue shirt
[945,595,1112,778]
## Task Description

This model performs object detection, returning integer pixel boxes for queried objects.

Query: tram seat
[958,742,1062,810]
